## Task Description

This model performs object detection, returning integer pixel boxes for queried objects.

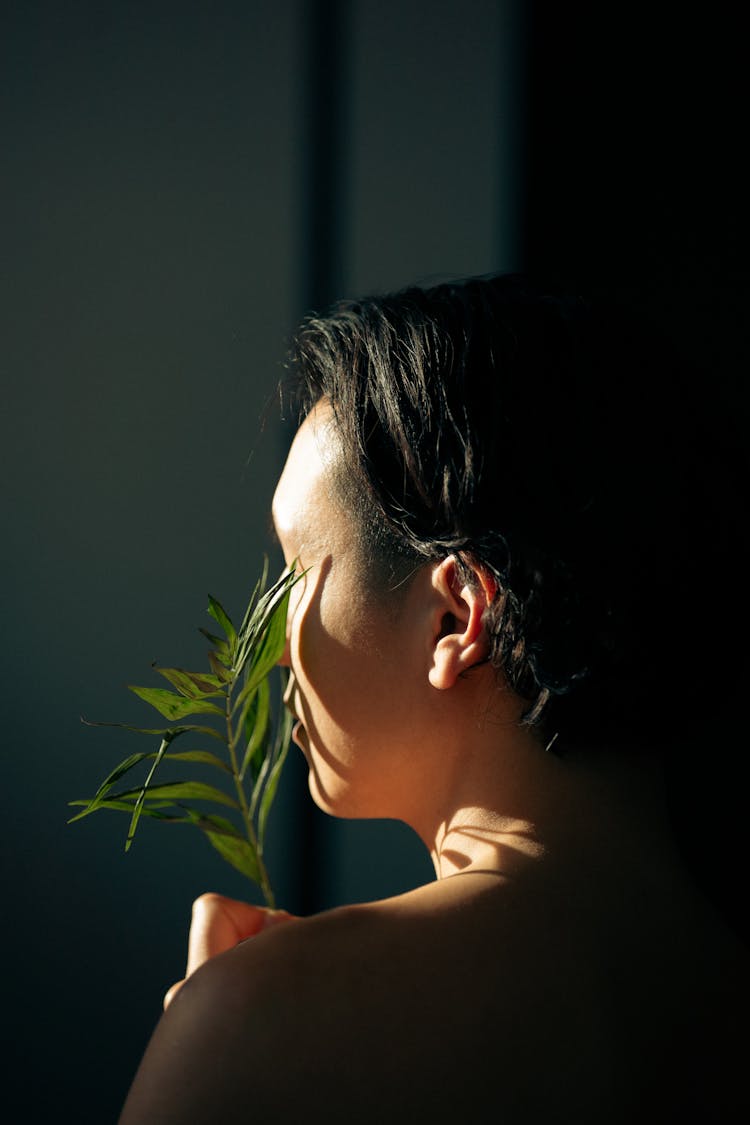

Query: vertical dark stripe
[299,0,349,317]
[283,0,349,917]
[496,0,530,272]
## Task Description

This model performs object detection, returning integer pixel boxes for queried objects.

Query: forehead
[271,404,339,545]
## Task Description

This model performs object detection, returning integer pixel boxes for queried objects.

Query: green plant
[69,561,300,908]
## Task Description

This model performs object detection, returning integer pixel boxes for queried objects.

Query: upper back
[120,858,749,1125]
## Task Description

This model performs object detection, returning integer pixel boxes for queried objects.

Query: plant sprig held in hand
[69,560,301,908]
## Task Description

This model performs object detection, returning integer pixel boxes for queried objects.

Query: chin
[305,765,364,820]
[306,767,398,823]
[306,768,341,816]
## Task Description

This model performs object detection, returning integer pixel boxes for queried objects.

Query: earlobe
[428,557,492,690]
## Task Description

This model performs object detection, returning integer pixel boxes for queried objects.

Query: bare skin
[119,406,749,1123]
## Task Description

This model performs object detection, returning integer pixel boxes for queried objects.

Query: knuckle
[191,891,223,918]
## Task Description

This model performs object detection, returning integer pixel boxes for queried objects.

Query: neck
[416,716,671,884]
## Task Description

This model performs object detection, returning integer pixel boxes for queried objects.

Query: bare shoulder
[117,880,506,1124]
[119,876,750,1124]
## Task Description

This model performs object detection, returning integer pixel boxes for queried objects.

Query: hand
[163,892,296,1009]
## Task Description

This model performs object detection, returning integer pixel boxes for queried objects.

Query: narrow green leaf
[197,817,262,883]
[256,588,291,671]
[239,676,270,781]
[207,651,233,683]
[183,811,243,837]
[69,750,152,822]
[164,806,262,880]
[233,565,292,674]
[245,589,290,694]
[68,797,178,821]
[231,671,255,719]
[237,559,269,637]
[248,693,289,822]
[116,780,240,810]
[258,707,293,845]
[162,750,231,773]
[152,666,226,699]
[125,737,170,849]
[248,670,288,819]
[92,751,149,802]
[249,744,272,821]
[232,590,291,715]
[207,595,238,654]
[128,685,224,721]
[80,718,227,743]
[237,566,306,677]
[198,628,231,664]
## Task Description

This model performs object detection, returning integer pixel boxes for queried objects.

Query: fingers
[186,893,293,976]
[163,893,296,1010]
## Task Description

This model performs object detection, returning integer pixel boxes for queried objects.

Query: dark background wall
[1,3,746,1120]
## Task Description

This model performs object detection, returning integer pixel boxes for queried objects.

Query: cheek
[294,577,375,722]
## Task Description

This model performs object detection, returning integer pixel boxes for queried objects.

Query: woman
[119,276,749,1123]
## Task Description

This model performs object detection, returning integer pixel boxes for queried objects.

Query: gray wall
[1,2,518,1118]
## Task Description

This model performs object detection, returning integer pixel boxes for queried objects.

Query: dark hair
[285,274,748,745]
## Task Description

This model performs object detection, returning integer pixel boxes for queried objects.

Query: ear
[428,556,495,690]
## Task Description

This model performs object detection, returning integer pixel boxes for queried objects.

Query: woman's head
[272,400,511,822]
[284,274,747,747]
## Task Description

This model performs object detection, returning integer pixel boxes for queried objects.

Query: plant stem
[225,684,275,907]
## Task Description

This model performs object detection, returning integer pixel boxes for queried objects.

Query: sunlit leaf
[162,750,231,773]
[115,779,240,810]
[234,566,300,675]
[255,587,291,672]
[237,560,269,637]
[153,666,226,699]
[233,575,296,692]
[128,685,224,721]
[240,588,291,702]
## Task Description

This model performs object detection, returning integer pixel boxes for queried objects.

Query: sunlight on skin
[433,812,545,878]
